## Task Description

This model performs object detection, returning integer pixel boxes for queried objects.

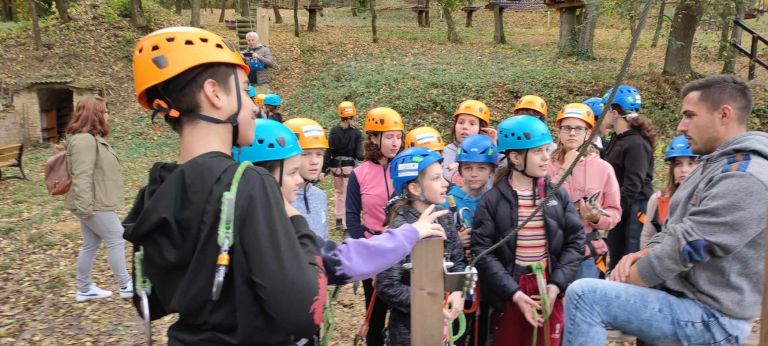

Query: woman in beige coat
[64,96,131,302]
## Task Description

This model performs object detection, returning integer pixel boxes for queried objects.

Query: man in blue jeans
[563,75,768,345]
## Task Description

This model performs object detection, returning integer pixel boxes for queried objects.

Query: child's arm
[471,194,520,300]
[238,170,325,335]
[345,171,367,239]
[375,260,411,314]
[640,192,660,248]
[321,224,420,285]
[590,164,622,231]
[548,188,586,292]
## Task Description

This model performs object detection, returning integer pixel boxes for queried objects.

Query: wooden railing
[731,18,767,81]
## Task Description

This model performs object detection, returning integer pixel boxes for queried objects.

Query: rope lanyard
[320,286,342,346]
[212,161,253,301]
[531,261,550,346]
[469,0,656,269]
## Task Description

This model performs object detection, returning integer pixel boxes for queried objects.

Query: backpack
[45,148,71,195]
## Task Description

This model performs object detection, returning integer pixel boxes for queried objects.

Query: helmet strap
[508,150,537,180]
[278,160,284,186]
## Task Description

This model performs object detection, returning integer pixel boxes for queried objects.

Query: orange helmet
[255,93,266,107]
[338,101,356,118]
[514,95,548,117]
[284,118,329,149]
[556,103,595,128]
[133,27,249,110]
[405,126,446,151]
[364,107,404,133]
[454,100,491,124]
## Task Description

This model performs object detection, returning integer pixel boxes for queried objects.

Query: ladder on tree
[236,0,262,49]
[731,18,767,81]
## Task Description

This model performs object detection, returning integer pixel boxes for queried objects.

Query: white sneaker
[119,280,134,299]
[76,284,113,302]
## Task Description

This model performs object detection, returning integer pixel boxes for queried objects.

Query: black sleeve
[619,140,652,210]
[471,192,519,301]
[237,169,323,336]
[354,130,365,162]
[547,188,586,292]
[345,171,367,239]
[443,214,467,272]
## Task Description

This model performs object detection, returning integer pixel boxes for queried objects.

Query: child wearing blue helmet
[375,147,467,346]
[234,119,450,285]
[639,135,699,247]
[262,93,283,123]
[582,97,607,151]
[601,85,658,271]
[472,115,584,346]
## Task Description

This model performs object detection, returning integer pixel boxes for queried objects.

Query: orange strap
[657,195,670,226]
[356,289,378,337]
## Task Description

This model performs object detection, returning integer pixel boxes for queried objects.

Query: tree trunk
[273,0,283,23]
[294,0,299,37]
[718,2,734,59]
[651,0,666,47]
[424,0,430,27]
[218,0,225,22]
[176,0,182,14]
[417,11,424,27]
[722,1,746,74]
[662,0,703,76]
[131,0,148,27]
[54,0,70,22]
[190,0,201,26]
[307,0,318,31]
[492,5,505,44]
[1,0,15,21]
[370,0,378,43]
[351,5,357,16]
[558,7,578,56]
[576,2,598,59]
[442,4,459,43]
[29,0,41,50]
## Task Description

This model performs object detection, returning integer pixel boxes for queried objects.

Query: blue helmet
[457,134,498,164]
[497,115,553,153]
[664,135,697,161]
[263,93,282,107]
[389,147,443,196]
[247,85,256,98]
[582,97,604,119]
[233,119,302,163]
[602,85,641,112]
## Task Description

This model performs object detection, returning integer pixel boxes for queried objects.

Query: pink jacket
[347,160,394,237]
[547,153,622,235]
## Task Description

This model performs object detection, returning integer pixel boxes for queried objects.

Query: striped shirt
[513,187,548,267]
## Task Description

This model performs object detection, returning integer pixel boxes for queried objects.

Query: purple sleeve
[322,224,419,284]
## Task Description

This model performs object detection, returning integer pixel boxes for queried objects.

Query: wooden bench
[0,144,27,181]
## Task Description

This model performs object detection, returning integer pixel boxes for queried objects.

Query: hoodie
[547,153,622,235]
[602,129,655,211]
[293,183,329,241]
[441,184,485,228]
[637,132,768,320]
[123,152,325,345]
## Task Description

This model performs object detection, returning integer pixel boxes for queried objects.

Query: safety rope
[212,161,253,301]
[469,0,656,268]
[530,261,550,346]
[319,286,341,346]
[135,246,153,345]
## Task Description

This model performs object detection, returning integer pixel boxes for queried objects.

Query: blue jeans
[575,258,601,280]
[563,279,752,346]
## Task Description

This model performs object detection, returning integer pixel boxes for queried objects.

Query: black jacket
[602,129,655,211]
[375,205,467,346]
[471,177,585,311]
[123,152,325,345]
[325,125,363,168]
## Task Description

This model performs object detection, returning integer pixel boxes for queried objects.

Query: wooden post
[410,238,444,345]
[257,5,270,45]
[748,35,757,81]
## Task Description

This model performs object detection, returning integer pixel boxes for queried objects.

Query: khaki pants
[330,166,353,226]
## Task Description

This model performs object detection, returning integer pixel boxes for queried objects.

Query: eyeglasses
[559,125,588,134]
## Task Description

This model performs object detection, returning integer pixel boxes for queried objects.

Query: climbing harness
[134,246,153,345]
[212,161,253,301]
[470,0,656,268]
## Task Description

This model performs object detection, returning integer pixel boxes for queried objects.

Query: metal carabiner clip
[138,289,152,345]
